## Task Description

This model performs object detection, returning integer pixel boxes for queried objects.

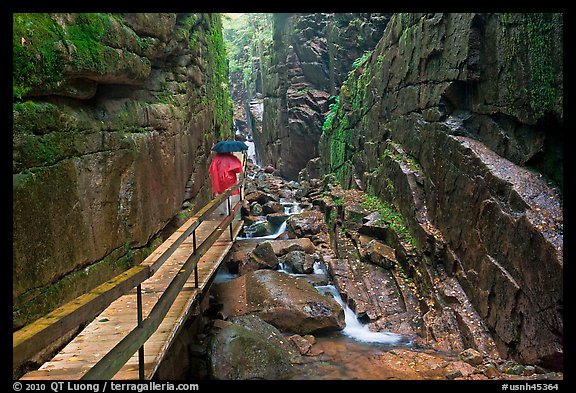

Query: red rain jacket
[208,153,243,195]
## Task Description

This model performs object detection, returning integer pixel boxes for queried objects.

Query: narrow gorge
[13,12,563,381]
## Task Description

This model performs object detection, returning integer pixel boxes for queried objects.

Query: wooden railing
[14,182,243,379]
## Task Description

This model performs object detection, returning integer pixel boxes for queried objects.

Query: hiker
[208,152,243,215]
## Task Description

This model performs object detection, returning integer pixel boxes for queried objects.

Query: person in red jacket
[208,152,243,215]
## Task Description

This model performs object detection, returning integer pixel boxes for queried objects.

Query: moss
[499,13,562,120]
[322,47,375,184]
[14,13,154,102]
[13,101,64,135]
[205,13,233,138]
[380,140,423,173]
[361,194,417,249]
[322,96,339,131]
[64,13,112,70]
[15,132,77,168]
[524,13,560,118]
[352,50,372,69]
[13,13,66,98]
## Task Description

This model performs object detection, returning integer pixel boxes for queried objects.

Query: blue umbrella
[212,140,249,153]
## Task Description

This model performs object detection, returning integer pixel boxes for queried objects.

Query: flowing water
[278,261,408,346]
[213,201,432,379]
[236,200,301,240]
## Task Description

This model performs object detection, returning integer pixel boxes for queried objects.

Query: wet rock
[262,201,285,215]
[326,258,409,325]
[250,202,263,215]
[266,213,290,227]
[242,220,274,238]
[279,189,294,199]
[287,210,328,237]
[445,370,463,379]
[280,250,316,274]
[208,318,294,380]
[295,180,311,199]
[289,334,312,355]
[449,360,477,378]
[459,348,484,366]
[316,12,563,369]
[344,203,371,230]
[358,212,388,240]
[245,191,278,205]
[482,362,501,379]
[362,238,397,269]
[239,242,279,275]
[269,238,316,256]
[212,270,345,335]
[500,362,535,376]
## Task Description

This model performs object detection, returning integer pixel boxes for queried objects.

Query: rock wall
[319,13,563,370]
[13,13,233,330]
[258,13,390,180]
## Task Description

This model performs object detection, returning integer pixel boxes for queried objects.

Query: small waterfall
[316,284,405,345]
[282,202,303,215]
[237,201,300,241]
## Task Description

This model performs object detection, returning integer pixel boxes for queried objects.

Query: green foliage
[352,50,372,68]
[322,96,340,131]
[222,13,272,96]
[13,13,116,100]
[499,13,562,119]
[525,13,560,118]
[327,115,352,181]
[13,13,65,99]
[206,13,234,137]
[361,194,416,248]
[380,141,423,173]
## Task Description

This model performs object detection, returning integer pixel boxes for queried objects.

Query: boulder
[208,317,294,380]
[363,239,397,269]
[269,238,316,256]
[287,210,328,237]
[238,241,279,275]
[280,250,316,274]
[212,269,345,335]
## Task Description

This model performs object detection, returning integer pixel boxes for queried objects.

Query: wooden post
[227,196,233,240]
[137,284,144,380]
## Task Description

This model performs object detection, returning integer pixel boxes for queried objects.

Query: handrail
[14,182,242,377]
[13,265,150,373]
[82,196,241,379]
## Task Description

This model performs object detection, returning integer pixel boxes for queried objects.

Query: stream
[213,203,421,380]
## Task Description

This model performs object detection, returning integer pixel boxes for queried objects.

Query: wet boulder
[238,241,280,275]
[245,190,278,206]
[269,238,316,256]
[208,317,294,380]
[242,219,274,237]
[287,210,328,238]
[280,250,316,274]
[212,269,345,335]
[262,201,285,215]
[360,238,397,269]
[344,203,371,231]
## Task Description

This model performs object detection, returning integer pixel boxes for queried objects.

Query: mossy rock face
[13,13,233,331]
[13,13,152,100]
[318,12,562,370]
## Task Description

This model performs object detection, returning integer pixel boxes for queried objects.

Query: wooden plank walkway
[20,213,243,380]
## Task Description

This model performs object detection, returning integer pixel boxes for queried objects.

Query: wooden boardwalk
[18,193,243,380]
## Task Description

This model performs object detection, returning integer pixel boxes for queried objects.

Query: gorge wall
[13,13,233,330]
[319,13,563,370]
[255,13,391,179]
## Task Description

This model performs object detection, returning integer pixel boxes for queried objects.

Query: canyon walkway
[15,184,244,380]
